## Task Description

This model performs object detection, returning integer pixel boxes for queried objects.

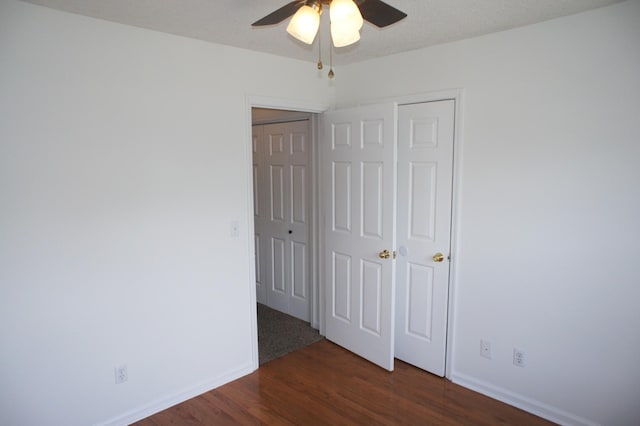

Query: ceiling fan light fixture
[330,0,363,30]
[253,0,407,76]
[330,22,361,47]
[286,3,321,44]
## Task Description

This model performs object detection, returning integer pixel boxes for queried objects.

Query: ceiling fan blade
[356,0,407,28]
[252,1,306,26]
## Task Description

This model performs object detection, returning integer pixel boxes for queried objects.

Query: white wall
[0,1,331,425]
[336,2,640,425]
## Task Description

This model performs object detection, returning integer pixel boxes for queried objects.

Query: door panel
[291,166,306,224]
[409,162,437,240]
[332,162,352,233]
[271,237,286,294]
[292,241,307,299]
[323,103,397,371]
[332,252,351,321]
[361,259,382,335]
[362,162,383,238]
[270,165,285,221]
[395,100,455,376]
[406,262,434,340]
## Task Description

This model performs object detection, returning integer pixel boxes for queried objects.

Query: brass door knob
[379,249,391,259]
[433,252,445,262]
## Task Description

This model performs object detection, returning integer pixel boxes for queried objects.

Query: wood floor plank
[133,340,554,425]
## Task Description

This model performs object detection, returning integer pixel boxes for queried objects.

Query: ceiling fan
[252,0,407,47]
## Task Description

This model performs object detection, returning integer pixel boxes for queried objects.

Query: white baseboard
[97,363,255,426]
[451,372,598,426]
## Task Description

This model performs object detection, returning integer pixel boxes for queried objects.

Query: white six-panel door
[395,100,455,376]
[253,120,310,322]
[323,103,397,371]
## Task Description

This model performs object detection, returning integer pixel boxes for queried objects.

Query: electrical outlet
[480,340,492,359]
[513,349,526,367]
[114,365,128,384]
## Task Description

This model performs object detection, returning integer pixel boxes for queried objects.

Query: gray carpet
[258,303,324,365]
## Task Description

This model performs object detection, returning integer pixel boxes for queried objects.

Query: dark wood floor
[134,340,553,425]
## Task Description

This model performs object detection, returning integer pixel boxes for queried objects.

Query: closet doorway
[322,99,456,376]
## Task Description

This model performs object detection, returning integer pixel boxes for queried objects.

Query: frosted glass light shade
[330,0,363,30]
[331,23,361,47]
[286,5,320,44]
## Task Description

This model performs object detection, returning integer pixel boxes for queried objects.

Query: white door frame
[245,96,328,370]
[245,90,463,380]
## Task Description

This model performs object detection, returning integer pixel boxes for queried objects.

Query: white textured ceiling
[20,0,623,65]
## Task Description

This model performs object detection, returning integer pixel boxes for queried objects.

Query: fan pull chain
[328,42,335,78]
[317,24,323,70]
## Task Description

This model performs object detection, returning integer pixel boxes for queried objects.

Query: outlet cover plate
[115,365,128,384]
[480,340,492,359]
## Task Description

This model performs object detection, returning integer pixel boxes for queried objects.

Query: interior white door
[323,103,397,371]
[254,120,311,321]
[395,100,455,376]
